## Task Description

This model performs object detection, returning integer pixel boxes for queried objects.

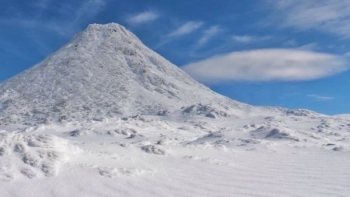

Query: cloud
[127,11,159,25]
[232,35,270,44]
[197,26,222,46]
[298,43,319,51]
[0,0,108,37]
[156,21,203,47]
[232,35,254,43]
[69,0,107,27]
[169,21,203,37]
[266,0,350,38]
[182,49,348,84]
[42,0,107,37]
[283,40,298,47]
[307,94,334,101]
[34,0,51,10]
[282,40,319,50]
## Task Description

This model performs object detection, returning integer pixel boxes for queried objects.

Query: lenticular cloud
[182,49,348,84]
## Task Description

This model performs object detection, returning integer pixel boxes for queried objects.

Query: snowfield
[1,23,350,196]
[1,112,350,197]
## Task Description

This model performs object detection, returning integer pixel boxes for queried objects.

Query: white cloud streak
[232,35,270,43]
[266,0,350,38]
[0,0,107,37]
[70,0,106,27]
[232,35,254,43]
[169,21,203,37]
[307,94,334,101]
[127,11,159,25]
[182,49,348,84]
[197,26,222,46]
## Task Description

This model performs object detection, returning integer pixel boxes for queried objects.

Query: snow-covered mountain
[0,23,247,125]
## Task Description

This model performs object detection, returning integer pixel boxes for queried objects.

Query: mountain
[0,23,247,125]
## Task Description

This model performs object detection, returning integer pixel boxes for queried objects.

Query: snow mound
[0,132,80,181]
[99,167,154,178]
[284,109,319,117]
[251,126,300,142]
[181,103,232,118]
[141,145,167,155]
[265,128,296,140]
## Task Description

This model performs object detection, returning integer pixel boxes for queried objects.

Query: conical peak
[86,23,126,34]
[87,22,122,29]
[65,22,143,56]
[0,22,243,125]
[77,23,140,43]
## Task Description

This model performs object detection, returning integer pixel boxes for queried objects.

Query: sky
[1,0,350,115]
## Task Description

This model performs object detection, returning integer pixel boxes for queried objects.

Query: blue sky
[1,0,350,115]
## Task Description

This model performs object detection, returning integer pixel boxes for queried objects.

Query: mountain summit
[0,23,244,124]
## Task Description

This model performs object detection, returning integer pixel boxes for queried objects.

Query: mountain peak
[68,23,141,51]
[82,23,138,40]
[0,23,243,125]
[86,23,125,31]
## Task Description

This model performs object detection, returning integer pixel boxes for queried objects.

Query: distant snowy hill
[0,23,246,125]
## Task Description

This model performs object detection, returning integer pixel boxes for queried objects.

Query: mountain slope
[0,23,246,124]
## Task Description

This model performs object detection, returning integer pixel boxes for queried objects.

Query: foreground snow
[1,112,350,197]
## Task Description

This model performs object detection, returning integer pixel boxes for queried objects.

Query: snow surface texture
[1,23,350,197]
[1,114,350,197]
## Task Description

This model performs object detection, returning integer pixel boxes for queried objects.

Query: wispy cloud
[127,11,159,25]
[298,43,319,51]
[232,35,255,43]
[232,35,270,43]
[283,40,298,47]
[0,0,108,37]
[182,49,348,84]
[155,21,204,48]
[0,0,108,58]
[169,21,203,37]
[266,0,350,38]
[68,0,107,30]
[33,0,51,10]
[197,26,222,46]
[45,0,107,37]
[282,40,319,51]
[307,94,334,101]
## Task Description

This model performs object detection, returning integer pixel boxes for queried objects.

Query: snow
[1,114,350,196]
[1,23,350,196]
